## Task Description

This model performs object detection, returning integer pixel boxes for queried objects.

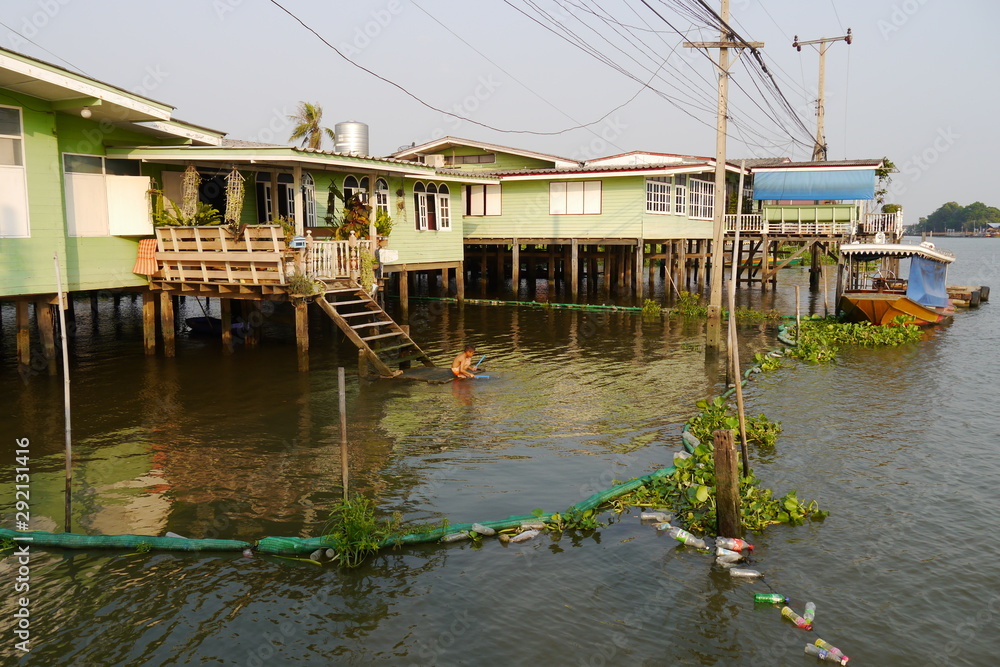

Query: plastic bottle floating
[781,606,813,630]
[442,532,470,543]
[640,511,673,523]
[652,521,673,532]
[716,554,742,565]
[805,644,848,665]
[814,639,849,663]
[667,526,707,549]
[728,568,763,579]
[803,601,816,624]
[471,523,495,536]
[715,546,743,559]
[509,529,541,543]
[716,537,754,552]
[753,593,789,605]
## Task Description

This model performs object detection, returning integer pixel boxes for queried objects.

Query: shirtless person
[451,345,479,378]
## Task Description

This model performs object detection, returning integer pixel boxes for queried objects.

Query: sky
[1,0,995,221]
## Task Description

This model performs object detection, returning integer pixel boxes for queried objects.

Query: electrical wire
[0,19,91,76]
[268,0,648,136]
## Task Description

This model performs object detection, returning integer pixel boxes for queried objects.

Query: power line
[267,0,650,136]
[0,19,91,76]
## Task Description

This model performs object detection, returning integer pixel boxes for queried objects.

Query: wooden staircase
[315,284,434,377]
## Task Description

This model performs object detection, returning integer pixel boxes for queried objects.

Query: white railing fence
[307,238,373,280]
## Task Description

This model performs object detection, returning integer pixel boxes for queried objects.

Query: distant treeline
[910,202,1000,233]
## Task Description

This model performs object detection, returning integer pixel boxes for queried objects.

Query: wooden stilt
[400,269,410,321]
[547,244,556,288]
[142,291,156,356]
[570,239,579,300]
[511,242,520,296]
[295,299,309,372]
[441,267,449,297]
[220,298,233,351]
[160,292,175,358]
[635,239,644,300]
[809,241,821,290]
[713,429,743,538]
[16,300,31,372]
[244,300,261,348]
[36,299,57,375]
[457,261,465,303]
[90,292,99,318]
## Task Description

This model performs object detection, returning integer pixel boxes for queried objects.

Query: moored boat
[836,241,956,326]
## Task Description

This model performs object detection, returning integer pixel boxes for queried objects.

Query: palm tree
[287,102,335,150]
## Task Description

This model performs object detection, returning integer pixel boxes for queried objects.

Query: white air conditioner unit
[422,154,445,168]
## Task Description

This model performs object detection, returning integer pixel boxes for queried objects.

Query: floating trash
[716,537,754,551]
[781,605,813,630]
[441,532,470,543]
[813,639,849,663]
[805,643,847,664]
[728,568,763,579]
[803,601,816,624]
[510,529,541,543]
[715,546,743,559]
[640,511,673,522]
[753,593,788,605]
[472,523,495,536]
[519,521,546,530]
[668,526,707,549]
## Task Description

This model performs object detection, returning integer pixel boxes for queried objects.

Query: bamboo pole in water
[54,253,73,533]
[339,367,349,499]
[729,161,750,472]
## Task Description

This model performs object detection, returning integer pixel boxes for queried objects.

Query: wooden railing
[860,212,904,238]
[307,237,372,280]
[155,226,286,284]
[762,205,858,236]
[725,214,764,233]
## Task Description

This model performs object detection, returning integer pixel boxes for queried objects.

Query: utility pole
[685,0,763,352]
[793,29,852,161]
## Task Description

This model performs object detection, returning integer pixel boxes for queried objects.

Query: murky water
[1,238,997,665]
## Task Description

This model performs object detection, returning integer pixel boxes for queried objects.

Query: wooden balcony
[859,211,904,239]
[151,226,372,290]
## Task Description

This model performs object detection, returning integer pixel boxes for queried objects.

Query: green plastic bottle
[753,593,788,605]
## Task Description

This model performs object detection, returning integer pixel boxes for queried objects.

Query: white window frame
[673,175,687,215]
[437,184,451,231]
[414,182,428,230]
[0,105,29,238]
[344,174,369,203]
[374,178,389,217]
[63,153,150,237]
[688,178,715,220]
[645,177,672,214]
[465,183,501,216]
[549,180,601,215]
[301,173,316,226]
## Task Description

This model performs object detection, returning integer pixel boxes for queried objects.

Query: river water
[1,238,997,665]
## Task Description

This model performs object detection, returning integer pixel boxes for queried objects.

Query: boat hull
[838,293,953,326]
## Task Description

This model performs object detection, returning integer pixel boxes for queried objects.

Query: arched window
[344,175,369,203]
[413,182,427,230]
[437,184,451,230]
[375,178,389,217]
[301,173,316,226]
[413,182,450,231]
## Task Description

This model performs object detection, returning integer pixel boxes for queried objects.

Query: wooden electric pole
[793,29,852,161]
[685,0,762,352]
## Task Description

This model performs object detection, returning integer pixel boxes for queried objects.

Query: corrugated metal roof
[840,242,954,263]
[477,161,716,177]
[756,159,884,169]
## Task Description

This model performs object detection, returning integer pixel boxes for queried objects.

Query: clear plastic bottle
[716,537,754,551]
[753,592,788,605]
[804,644,847,664]
[728,568,763,579]
[803,601,816,624]
[667,526,707,549]
[472,523,495,536]
[641,511,673,522]
[715,546,743,559]
[716,554,742,565]
[442,532,470,543]
[781,606,813,630]
[653,521,673,531]
[814,639,849,663]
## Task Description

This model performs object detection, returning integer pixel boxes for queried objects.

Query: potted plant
[375,209,393,246]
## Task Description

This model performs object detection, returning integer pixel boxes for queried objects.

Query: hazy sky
[1,0,993,220]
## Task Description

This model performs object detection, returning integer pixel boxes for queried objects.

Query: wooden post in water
[822,264,830,316]
[570,239,579,300]
[160,292,175,358]
[456,261,465,303]
[294,299,309,372]
[338,367,349,498]
[713,429,743,538]
[16,300,30,373]
[795,285,801,338]
[36,299,57,375]
[399,269,410,321]
[730,160,751,472]
[511,242,520,296]
[220,298,233,352]
[54,253,73,533]
[142,290,156,355]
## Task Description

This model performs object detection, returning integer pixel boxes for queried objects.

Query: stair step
[374,343,416,354]
[327,299,369,307]
[327,288,361,294]
[340,310,381,318]
[362,331,405,342]
[351,320,394,330]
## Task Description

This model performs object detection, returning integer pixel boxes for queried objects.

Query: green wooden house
[392,138,747,298]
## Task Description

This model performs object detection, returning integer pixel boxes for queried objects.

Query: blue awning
[753,169,876,200]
